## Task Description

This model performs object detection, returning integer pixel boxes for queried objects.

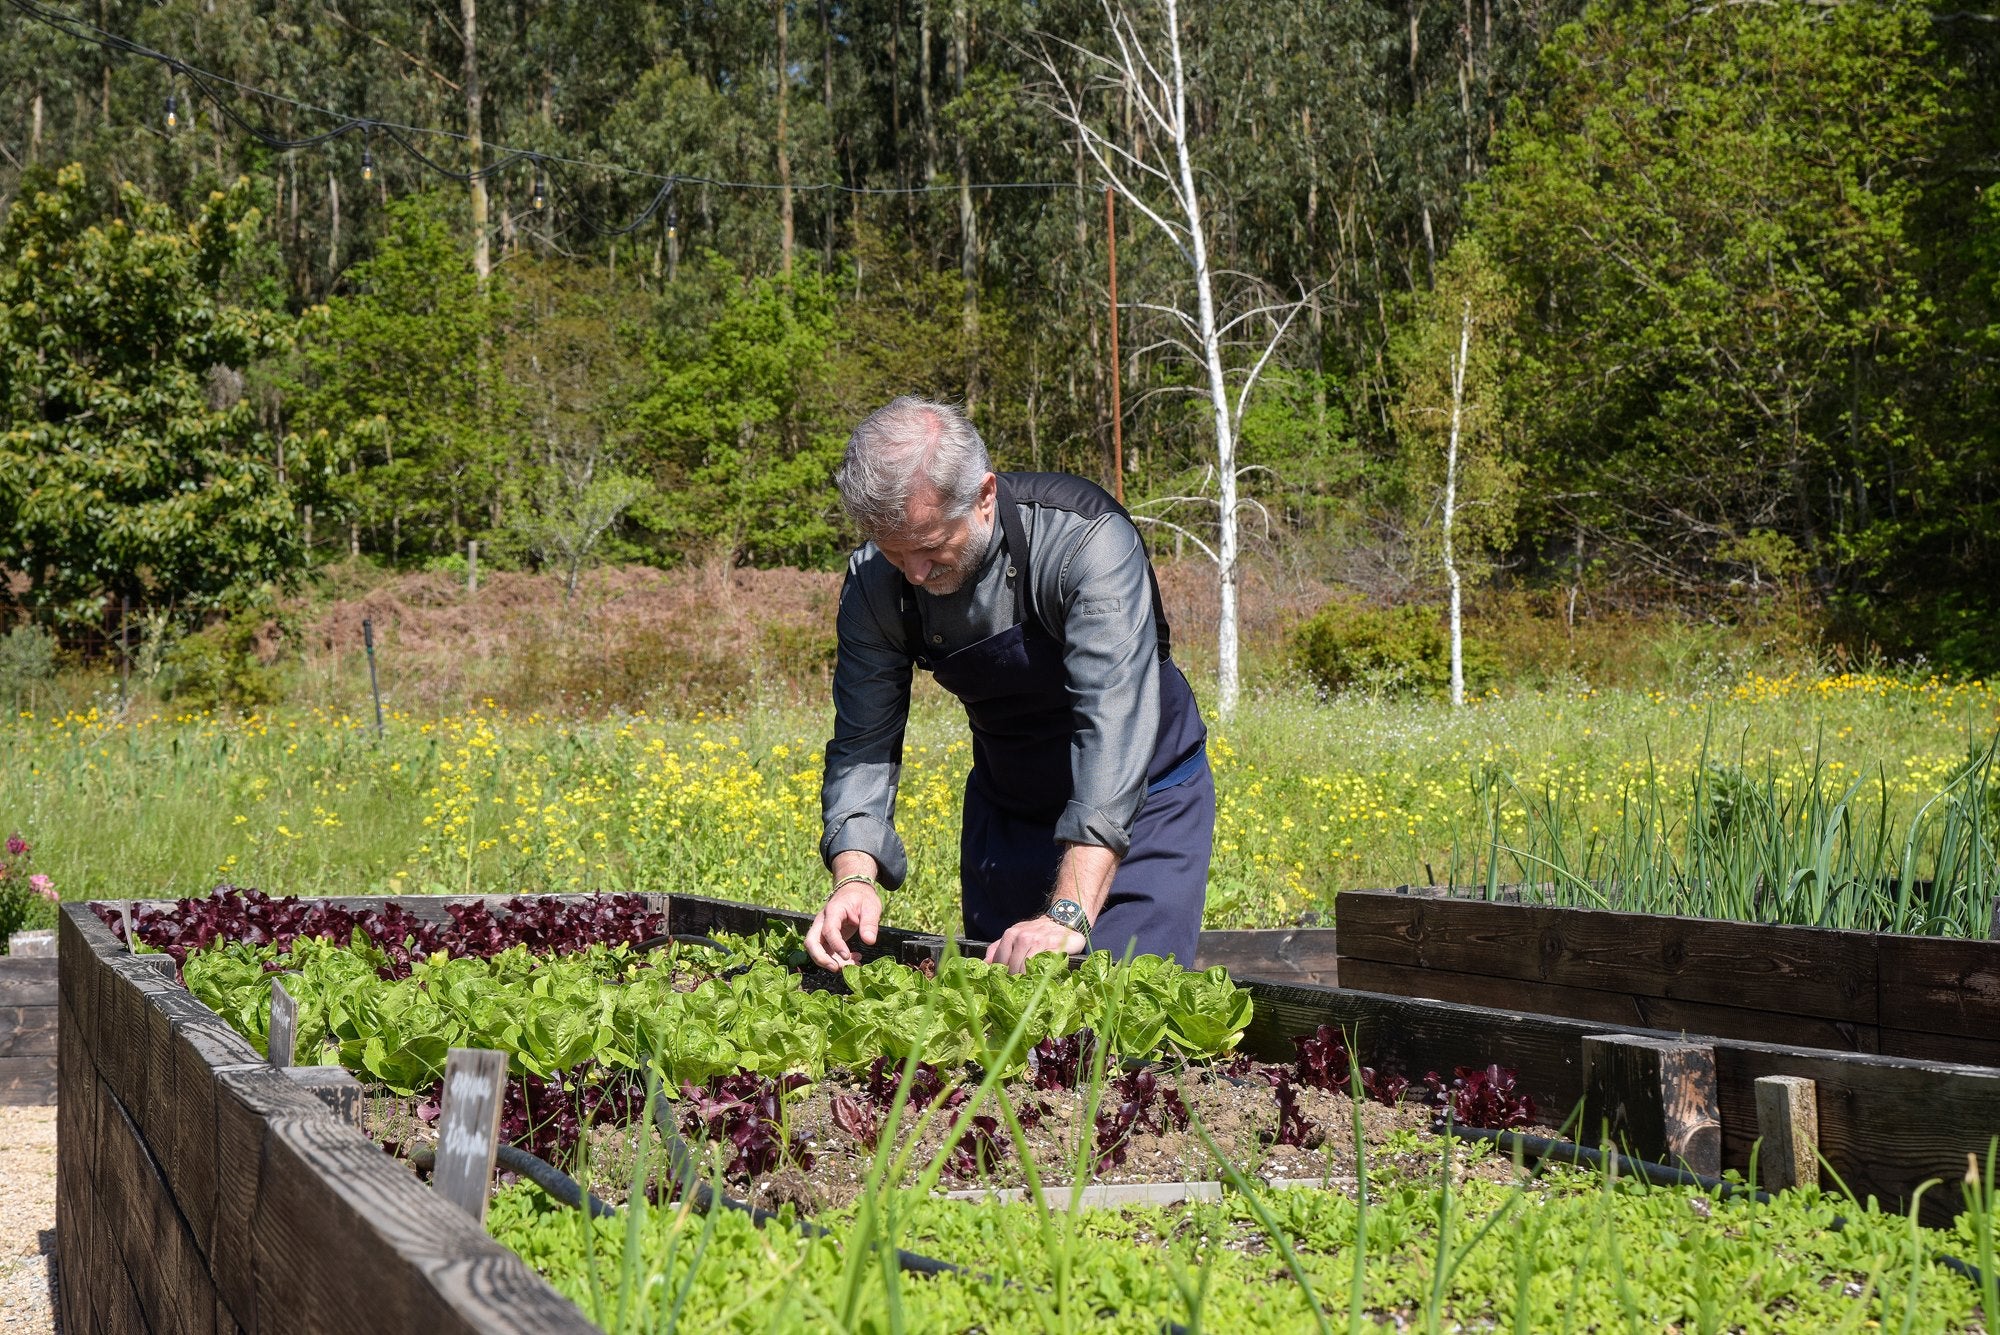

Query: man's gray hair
[836,396,991,536]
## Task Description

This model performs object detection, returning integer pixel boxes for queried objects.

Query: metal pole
[119,594,130,712]
[467,539,479,595]
[362,617,384,738]
[1106,186,1123,506]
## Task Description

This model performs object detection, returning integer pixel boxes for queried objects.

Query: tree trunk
[462,0,489,283]
[777,0,794,277]
[919,0,938,185]
[953,0,979,413]
[1444,299,1472,708]
[327,169,340,282]
[1164,0,1240,718]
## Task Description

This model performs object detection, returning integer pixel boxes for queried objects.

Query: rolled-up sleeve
[819,556,916,888]
[1050,515,1160,858]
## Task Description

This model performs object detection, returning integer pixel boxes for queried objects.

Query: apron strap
[993,473,1030,627]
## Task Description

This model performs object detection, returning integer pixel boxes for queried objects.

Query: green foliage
[1389,237,1523,585]
[0,623,58,710]
[633,258,846,567]
[289,194,501,565]
[488,1153,1988,1330]
[1291,598,1498,699]
[1469,0,1955,602]
[0,165,301,629]
[160,608,282,710]
[180,937,1254,1095]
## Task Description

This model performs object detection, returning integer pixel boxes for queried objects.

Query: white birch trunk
[1164,0,1240,719]
[1444,299,1471,708]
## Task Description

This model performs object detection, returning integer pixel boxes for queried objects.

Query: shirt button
[931,634,944,645]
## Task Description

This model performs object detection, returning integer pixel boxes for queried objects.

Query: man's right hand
[804,874,884,971]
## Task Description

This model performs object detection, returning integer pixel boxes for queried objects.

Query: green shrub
[1290,597,1497,698]
[0,623,58,709]
[162,610,284,710]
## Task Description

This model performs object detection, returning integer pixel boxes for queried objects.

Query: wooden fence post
[1753,1074,1819,1191]
[1581,1033,1722,1178]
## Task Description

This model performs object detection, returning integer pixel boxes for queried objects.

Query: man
[803,396,1214,974]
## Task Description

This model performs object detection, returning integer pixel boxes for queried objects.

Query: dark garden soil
[364,1061,1547,1218]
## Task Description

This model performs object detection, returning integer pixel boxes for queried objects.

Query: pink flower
[4,834,25,858]
[27,874,53,903]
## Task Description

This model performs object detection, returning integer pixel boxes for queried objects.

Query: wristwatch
[1043,898,1091,947]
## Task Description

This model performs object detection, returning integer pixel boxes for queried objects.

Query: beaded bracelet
[832,873,879,894]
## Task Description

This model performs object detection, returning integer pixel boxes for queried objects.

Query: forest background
[3,0,2000,700]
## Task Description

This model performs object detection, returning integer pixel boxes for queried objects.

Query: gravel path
[0,1106,58,1333]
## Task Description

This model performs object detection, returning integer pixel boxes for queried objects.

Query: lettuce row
[182,936,1255,1095]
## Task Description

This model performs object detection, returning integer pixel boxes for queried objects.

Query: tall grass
[1459,723,2000,935]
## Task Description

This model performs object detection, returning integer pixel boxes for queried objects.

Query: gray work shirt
[819,499,1162,889]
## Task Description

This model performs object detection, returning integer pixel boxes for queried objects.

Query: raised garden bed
[1334,885,2000,1064]
[59,890,2000,1331]
[0,929,56,1105]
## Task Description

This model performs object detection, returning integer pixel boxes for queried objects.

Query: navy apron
[901,473,1213,964]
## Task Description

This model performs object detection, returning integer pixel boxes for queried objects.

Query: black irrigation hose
[495,1144,620,1220]
[1444,1125,1990,1291]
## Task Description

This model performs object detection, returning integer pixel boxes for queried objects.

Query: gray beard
[916,512,994,596]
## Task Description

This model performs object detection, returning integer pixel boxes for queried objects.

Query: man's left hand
[983,915,1087,973]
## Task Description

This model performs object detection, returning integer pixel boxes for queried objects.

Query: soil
[0,1106,59,1333]
[365,1060,1546,1219]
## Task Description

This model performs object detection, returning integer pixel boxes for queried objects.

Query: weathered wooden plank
[0,1003,58,1049]
[1238,980,1601,1116]
[0,1055,56,1103]
[91,1072,222,1335]
[252,1111,597,1334]
[55,988,102,1335]
[1334,956,1880,1054]
[1237,979,2000,1221]
[1194,928,1339,986]
[0,955,57,1003]
[1873,1026,2000,1069]
[1581,1034,1721,1177]
[1711,1044,2000,1227]
[281,1066,363,1128]
[210,1066,332,1331]
[1754,1074,1819,1191]
[136,986,267,1263]
[1876,933,2000,1043]
[666,892,934,964]
[1336,889,1879,1023]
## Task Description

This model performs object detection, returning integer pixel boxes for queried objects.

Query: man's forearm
[831,849,881,883]
[1051,842,1119,922]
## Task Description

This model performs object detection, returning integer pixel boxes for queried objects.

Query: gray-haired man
[804,396,1214,974]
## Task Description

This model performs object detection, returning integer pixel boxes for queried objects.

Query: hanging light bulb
[532,173,547,211]
[165,92,178,130]
[361,144,374,182]
[667,199,678,243]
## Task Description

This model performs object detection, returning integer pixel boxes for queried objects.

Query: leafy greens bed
[94,890,1255,1092]
[177,937,1255,1092]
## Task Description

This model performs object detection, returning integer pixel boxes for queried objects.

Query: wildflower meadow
[6,670,1997,939]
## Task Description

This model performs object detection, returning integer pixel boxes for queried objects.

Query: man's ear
[978,471,998,518]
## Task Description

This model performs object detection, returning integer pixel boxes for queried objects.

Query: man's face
[872,473,997,596]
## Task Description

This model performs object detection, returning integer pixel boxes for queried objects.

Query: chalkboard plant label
[268,977,298,1068]
[434,1048,509,1222]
